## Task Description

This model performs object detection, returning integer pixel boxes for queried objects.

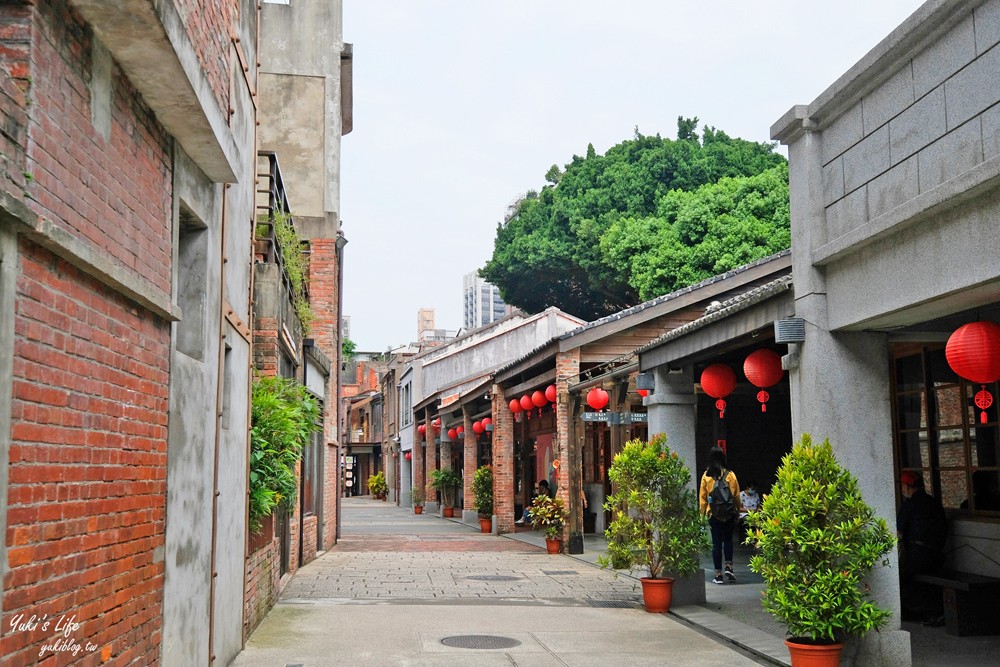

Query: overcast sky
[340,1,924,352]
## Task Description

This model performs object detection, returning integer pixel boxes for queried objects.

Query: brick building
[0,1,348,664]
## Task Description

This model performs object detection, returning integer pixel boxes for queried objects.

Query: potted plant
[745,434,895,667]
[367,471,387,500]
[596,434,709,613]
[411,485,425,514]
[430,468,461,518]
[472,465,494,533]
[529,494,569,553]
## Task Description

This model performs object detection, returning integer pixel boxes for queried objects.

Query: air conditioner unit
[774,318,806,344]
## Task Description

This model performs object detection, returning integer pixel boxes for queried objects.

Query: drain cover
[465,575,522,582]
[586,599,642,609]
[441,635,522,650]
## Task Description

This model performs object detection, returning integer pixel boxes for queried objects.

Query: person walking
[699,446,742,585]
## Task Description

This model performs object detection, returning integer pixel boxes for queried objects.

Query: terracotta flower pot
[479,517,492,533]
[784,640,843,667]
[414,506,423,515]
[545,537,562,554]
[639,577,674,613]
[443,507,454,518]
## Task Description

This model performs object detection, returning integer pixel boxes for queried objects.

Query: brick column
[556,350,582,552]
[462,405,476,519]
[412,418,424,508]
[492,384,515,533]
[424,408,438,511]
[440,431,452,513]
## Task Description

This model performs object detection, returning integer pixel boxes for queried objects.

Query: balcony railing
[255,151,308,302]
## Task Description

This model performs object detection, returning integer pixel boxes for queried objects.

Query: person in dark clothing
[897,470,948,624]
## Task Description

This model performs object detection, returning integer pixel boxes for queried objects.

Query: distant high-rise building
[463,272,509,329]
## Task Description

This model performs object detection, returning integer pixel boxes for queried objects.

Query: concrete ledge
[671,604,791,666]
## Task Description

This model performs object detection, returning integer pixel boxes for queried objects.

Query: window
[892,344,1000,516]
[399,382,412,427]
[175,208,208,359]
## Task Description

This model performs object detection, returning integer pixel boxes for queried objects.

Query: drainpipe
[335,232,347,540]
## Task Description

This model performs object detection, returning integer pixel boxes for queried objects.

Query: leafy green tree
[481,119,787,320]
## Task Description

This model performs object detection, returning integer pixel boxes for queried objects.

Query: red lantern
[701,364,736,418]
[447,428,457,440]
[545,384,557,403]
[432,418,441,430]
[509,398,522,414]
[405,451,412,461]
[417,424,426,435]
[520,395,533,411]
[637,389,649,397]
[744,349,784,412]
[472,420,484,435]
[586,387,609,410]
[482,417,492,430]
[456,425,464,435]
[946,321,1000,423]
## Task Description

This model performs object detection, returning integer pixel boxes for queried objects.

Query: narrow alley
[231,498,770,666]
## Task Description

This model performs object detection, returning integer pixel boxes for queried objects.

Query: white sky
[340,0,925,351]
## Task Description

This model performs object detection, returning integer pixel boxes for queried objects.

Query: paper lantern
[472,420,484,434]
[586,387,609,410]
[532,390,547,408]
[482,417,493,432]
[744,349,784,412]
[405,451,412,461]
[520,395,533,411]
[545,384,557,403]
[447,428,457,440]
[946,321,1000,423]
[637,389,649,397]
[417,424,426,435]
[509,398,522,414]
[456,425,464,435]
[701,364,737,418]
[432,418,441,430]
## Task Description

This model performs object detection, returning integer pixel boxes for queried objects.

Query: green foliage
[430,468,462,507]
[529,494,569,539]
[260,210,314,333]
[481,119,787,320]
[342,336,357,360]
[597,434,708,580]
[367,470,387,497]
[745,434,895,643]
[472,465,494,517]
[249,376,321,534]
[410,485,425,506]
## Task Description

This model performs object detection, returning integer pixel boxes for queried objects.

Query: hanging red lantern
[509,398,522,414]
[432,418,441,430]
[744,349,784,412]
[472,420,484,434]
[482,417,492,431]
[946,321,1000,423]
[545,384,557,403]
[701,364,737,418]
[405,451,412,461]
[586,387,609,410]
[417,424,426,435]
[532,390,547,407]
[456,425,464,435]
[520,395,533,411]
[447,428,457,440]
[637,389,649,397]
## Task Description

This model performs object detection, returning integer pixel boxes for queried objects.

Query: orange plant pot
[479,518,492,533]
[443,507,454,518]
[639,577,674,613]
[784,640,843,667]
[545,538,562,554]
[413,506,423,515]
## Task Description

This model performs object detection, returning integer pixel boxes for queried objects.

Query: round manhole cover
[465,575,522,582]
[441,635,522,650]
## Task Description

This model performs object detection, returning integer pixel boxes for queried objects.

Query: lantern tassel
[982,410,987,424]
[761,404,767,413]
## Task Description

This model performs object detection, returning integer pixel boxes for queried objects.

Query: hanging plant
[259,210,315,333]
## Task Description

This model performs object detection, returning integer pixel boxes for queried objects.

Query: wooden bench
[914,570,1000,636]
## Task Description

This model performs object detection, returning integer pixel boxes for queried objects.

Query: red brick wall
[4,240,170,665]
[492,387,515,533]
[14,0,174,298]
[301,515,317,563]
[175,0,234,117]
[243,535,280,638]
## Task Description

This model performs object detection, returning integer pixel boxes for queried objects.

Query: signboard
[580,412,648,425]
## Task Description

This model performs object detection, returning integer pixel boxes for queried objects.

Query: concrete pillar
[412,418,424,509]
[786,125,909,666]
[440,429,452,515]
[492,384,515,534]
[462,405,477,524]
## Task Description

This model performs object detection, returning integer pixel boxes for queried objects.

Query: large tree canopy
[481,119,789,321]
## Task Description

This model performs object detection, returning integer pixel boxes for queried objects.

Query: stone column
[492,385,515,534]
[462,405,477,524]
